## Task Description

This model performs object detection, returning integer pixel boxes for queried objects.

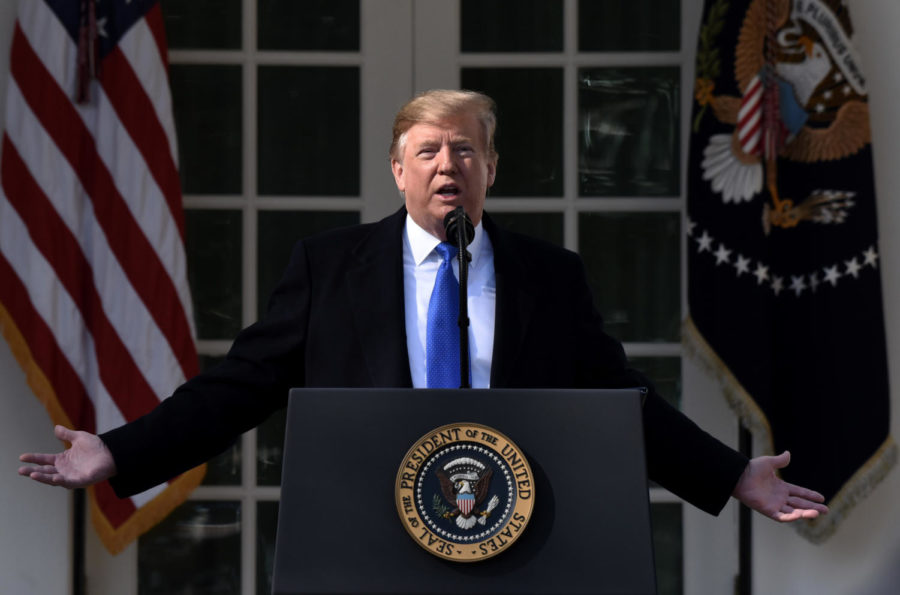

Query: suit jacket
[103,208,748,514]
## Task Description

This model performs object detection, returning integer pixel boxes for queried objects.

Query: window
[452,2,686,591]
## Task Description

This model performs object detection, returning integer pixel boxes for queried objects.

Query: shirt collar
[405,213,485,268]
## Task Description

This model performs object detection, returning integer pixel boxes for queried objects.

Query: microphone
[443,206,474,249]
[442,206,473,388]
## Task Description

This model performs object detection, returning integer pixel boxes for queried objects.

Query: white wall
[0,1,897,594]
[0,344,73,595]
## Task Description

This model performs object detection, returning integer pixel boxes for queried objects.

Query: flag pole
[73,488,86,595]
[737,426,752,595]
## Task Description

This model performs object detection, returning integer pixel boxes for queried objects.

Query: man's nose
[437,146,457,174]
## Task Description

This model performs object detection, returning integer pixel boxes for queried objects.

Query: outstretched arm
[732,451,829,522]
[18,425,117,489]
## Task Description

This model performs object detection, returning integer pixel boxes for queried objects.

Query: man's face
[391,115,496,240]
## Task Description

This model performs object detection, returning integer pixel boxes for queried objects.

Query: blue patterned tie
[426,242,464,388]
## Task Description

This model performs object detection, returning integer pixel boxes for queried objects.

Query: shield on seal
[457,493,475,516]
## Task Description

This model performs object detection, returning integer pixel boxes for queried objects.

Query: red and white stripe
[737,75,763,156]
[457,495,475,516]
[0,0,200,550]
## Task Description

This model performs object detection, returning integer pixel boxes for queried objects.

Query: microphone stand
[455,215,471,389]
[444,207,473,389]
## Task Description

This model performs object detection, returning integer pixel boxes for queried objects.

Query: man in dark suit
[19,90,827,522]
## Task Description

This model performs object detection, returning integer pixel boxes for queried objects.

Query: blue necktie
[426,242,466,388]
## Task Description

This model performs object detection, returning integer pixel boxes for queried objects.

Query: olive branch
[693,0,730,131]
[432,494,452,518]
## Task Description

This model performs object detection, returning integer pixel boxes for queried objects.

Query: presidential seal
[395,423,534,562]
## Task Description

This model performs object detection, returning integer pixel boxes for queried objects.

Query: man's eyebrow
[411,134,476,148]
[412,136,441,147]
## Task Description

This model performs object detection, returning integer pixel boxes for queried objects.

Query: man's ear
[486,159,497,188]
[391,159,405,192]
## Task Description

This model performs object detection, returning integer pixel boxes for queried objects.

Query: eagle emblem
[396,423,534,561]
[435,457,501,530]
[694,0,868,233]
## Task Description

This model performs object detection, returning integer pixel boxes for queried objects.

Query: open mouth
[436,184,460,198]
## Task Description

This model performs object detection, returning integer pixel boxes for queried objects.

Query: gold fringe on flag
[684,316,897,543]
[0,300,74,431]
[0,298,207,555]
[89,465,206,555]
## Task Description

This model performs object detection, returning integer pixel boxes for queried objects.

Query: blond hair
[390,89,498,161]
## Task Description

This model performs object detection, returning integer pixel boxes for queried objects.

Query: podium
[272,388,657,595]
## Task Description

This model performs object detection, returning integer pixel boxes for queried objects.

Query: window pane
[258,0,359,51]
[651,502,684,595]
[198,356,242,485]
[461,0,563,52]
[630,356,680,409]
[258,67,360,196]
[171,65,242,195]
[162,0,241,50]
[578,212,680,342]
[461,68,563,197]
[186,209,242,340]
[486,212,564,247]
[579,67,680,196]
[579,0,680,51]
[257,210,360,321]
[257,501,280,595]
[138,501,241,594]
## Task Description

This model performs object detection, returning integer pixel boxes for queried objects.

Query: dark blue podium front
[272,388,656,595]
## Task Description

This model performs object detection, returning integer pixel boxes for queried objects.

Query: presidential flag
[0,0,203,553]
[686,0,895,542]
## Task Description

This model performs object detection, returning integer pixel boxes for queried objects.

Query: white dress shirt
[403,214,496,388]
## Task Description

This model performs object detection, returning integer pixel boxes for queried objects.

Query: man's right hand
[18,425,117,489]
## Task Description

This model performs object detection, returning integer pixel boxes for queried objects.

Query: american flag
[0,0,202,554]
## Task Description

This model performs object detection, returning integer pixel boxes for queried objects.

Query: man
[19,90,827,522]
